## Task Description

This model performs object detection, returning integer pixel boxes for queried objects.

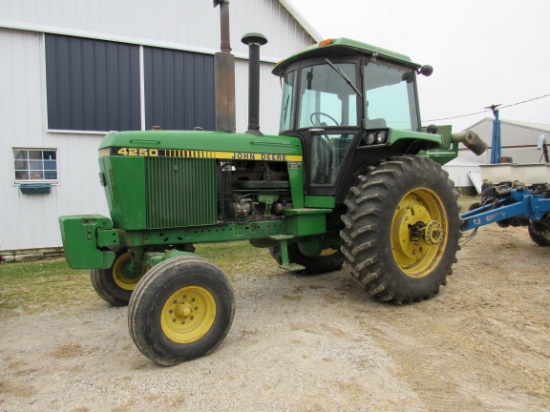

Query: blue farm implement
[460,163,550,246]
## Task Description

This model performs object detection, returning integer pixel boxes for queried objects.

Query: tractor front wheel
[128,256,235,366]
[340,156,460,304]
[90,246,148,306]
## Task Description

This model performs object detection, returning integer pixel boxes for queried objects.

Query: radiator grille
[145,157,218,229]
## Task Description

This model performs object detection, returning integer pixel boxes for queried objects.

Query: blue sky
[288,0,550,132]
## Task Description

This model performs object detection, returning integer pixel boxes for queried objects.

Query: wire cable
[423,93,550,123]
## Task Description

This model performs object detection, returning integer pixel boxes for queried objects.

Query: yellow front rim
[112,253,148,291]
[391,188,448,278]
[319,248,338,257]
[160,286,216,344]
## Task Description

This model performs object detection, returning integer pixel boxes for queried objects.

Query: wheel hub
[160,286,216,344]
[391,188,449,278]
[393,205,437,258]
[424,221,443,246]
[409,220,443,246]
[175,303,193,319]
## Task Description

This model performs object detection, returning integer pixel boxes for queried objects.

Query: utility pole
[486,104,502,164]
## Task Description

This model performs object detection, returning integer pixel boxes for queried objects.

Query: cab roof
[272,37,420,76]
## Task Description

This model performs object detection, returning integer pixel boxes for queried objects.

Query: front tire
[340,156,460,304]
[90,246,147,306]
[128,256,235,366]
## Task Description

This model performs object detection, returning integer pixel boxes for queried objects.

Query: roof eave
[278,0,323,42]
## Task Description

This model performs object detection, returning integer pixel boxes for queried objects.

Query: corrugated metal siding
[0,0,317,251]
[235,60,283,134]
[0,0,315,61]
[144,47,215,131]
[46,35,141,131]
[461,119,547,164]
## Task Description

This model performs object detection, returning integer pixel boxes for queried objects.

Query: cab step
[278,263,306,272]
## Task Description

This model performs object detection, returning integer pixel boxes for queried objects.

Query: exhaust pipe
[241,33,268,136]
[451,131,488,156]
[214,1,236,133]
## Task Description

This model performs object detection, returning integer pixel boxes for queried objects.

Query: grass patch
[0,259,91,315]
[458,195,479,211]
[196,241,281,279]
[0,242,281,315]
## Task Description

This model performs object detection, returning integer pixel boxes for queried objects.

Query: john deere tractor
[60,34,485,365]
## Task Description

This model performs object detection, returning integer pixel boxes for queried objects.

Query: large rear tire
[340,156,460,304]
[269,243,343,274]
[90,246,147,306]
[128,256,235,366]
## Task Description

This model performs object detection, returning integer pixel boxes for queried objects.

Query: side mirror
[418,65,433,77]
[426,124,438,134]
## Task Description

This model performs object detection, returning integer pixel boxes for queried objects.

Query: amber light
[319,38,333,47]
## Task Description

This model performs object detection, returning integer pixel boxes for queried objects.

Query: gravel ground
[1,224,549,411]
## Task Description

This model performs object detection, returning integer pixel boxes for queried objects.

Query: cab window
[364,63,419,130]
[298,63,358,129]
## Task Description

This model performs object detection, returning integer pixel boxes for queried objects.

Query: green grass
[0,259,91,314]
[458,195,480,211]
[0,242,278,315]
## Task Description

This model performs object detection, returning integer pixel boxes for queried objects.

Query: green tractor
[60,36,485,365]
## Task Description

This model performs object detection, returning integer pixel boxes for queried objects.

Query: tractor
[59,30,486,365]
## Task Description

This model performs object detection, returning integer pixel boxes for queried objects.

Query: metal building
[0,0,320,260]
[459,118,550,164]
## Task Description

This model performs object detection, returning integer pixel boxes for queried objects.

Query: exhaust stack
[214,0,236,133]
[241,33,268,136]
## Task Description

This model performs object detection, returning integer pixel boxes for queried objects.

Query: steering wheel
[310,112,339,127]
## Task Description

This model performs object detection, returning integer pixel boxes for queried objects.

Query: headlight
[364,132,376,145]
[375,131,387,144]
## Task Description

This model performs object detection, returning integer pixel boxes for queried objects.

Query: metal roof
[278,0,322,42]
[465,117,550,133]
[444,157,482,167]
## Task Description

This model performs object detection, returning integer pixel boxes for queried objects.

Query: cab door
[294,60,362,196]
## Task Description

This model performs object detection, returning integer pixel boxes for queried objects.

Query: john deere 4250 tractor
[60,35,485,365]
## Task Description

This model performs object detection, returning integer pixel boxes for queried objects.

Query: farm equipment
[59,16,487,364]
[460,163,550,245]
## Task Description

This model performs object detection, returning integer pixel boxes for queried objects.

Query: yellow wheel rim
[391,188,448,278]
[319,248,338,257]
[160,286,216,344]
[112,253,148,291]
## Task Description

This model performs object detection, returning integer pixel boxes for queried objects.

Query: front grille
[145,157,218,229]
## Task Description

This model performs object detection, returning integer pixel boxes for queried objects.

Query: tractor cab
[273,38,437,198]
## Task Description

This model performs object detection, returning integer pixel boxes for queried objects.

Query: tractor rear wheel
[90,246,148,306]
[269,243,343,274]
[528,221,550,246]
[340,156,460,304]
[128,256,235,366]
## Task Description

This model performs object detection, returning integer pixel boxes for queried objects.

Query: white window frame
[13,148,59,184]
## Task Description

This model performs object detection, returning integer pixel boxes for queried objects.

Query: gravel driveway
[1,224,549,411]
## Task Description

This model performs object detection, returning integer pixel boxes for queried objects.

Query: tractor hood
[98,130,303,161]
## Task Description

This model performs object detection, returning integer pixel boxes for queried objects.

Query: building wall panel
[0,1,317,252]
[144,47,215,131]
[46,35,141,131]
[0,0,315,60]
[0,29,109,251]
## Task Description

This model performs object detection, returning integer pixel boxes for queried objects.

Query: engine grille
[145,157,218,229]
